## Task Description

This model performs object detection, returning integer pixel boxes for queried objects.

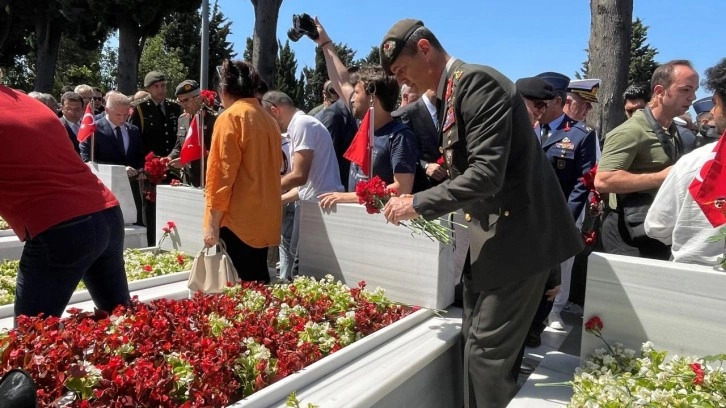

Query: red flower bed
[0,277,415,407]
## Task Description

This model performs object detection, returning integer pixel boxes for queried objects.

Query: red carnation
[690,362,705,385]
[584,316,603,333]
[167,221,176,229]
[143,265,153,272]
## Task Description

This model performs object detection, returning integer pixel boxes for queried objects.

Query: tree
[355,46,380,66]
[162,1,236,88]
[275,40,299,98]
[250,0,283,86]
[138,32,188,98]
[586,0,633,135]
[88,0,201,95]
[576,17,657,87]
[243,37,253,62]
[628,18,658,86]
[301,42,356,112]
[53,34,103,96]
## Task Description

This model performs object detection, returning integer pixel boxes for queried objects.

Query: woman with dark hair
[203,59,282,283]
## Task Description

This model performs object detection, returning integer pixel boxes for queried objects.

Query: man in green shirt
[595,60,699,260]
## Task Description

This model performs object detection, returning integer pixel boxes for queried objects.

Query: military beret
[516,77,555,100]
[693,96,714,115]
[144,71,166,88]
[536,72,570,94]
[380,19,424,75]
[175,80,200,97]
[568,78,600,103]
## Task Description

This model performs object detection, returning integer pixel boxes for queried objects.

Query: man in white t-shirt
[645,58,726,266]
[262,91,343,279]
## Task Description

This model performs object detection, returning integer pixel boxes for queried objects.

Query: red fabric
[0,86,118,241]
[180,113,203,165]
[689,133,726,227]
[343,108,372,176]
[76,103,96,143]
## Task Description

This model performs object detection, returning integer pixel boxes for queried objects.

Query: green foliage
[244,36,253,62]
[628,18,658,86]
[53,35,102,96]
[275,40,304,105]
[162,1,236,88]
[302,42,356,112]
[354,46,380,66]
[138,33,188,98]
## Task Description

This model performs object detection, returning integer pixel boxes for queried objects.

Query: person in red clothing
[0,85,130,320]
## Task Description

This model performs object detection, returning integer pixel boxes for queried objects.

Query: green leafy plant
[706,226,726,269]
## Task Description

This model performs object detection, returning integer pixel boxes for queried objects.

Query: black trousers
[219,227,270,284]
[601,211,670,260]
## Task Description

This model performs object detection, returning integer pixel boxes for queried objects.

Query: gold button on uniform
[464,213,472,222]
[447,139,452,146]
[503,210,510,217]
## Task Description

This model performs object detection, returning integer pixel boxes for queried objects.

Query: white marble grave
[231,308,463,408]
[156,185,205,253]
[297,200,456,309]
[87,163,137,224]
[582,252,726,360]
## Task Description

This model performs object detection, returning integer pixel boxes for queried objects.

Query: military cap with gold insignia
[144,71,166,88]
[567,79,600,103]
[380,19,424,75]
[175,80,201,97]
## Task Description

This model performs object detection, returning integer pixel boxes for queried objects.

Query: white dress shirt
[645,142,725,266]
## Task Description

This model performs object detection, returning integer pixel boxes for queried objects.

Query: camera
[287,13,319,42]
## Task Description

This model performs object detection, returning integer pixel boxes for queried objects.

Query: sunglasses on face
[533,100,549,110]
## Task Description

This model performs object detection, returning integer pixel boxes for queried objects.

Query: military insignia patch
[562,137,571,143]
[383,40,396,58]
[442,106,455,132]
[184,84,191,91]
[454,70,463,80]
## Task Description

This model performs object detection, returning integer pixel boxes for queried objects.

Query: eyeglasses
[533,100,549,110]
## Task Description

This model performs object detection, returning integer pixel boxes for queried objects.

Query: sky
[213,0,726,103]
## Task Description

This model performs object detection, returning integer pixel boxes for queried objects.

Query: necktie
[72,123,80,135]
[115,126,125,154]
[540,123,551,145]
[157,102,166,117]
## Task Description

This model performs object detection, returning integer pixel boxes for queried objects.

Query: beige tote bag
[187,240,238,294]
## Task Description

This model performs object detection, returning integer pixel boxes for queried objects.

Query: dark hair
[398,26,443,62]
[704,58,726,106]
[623,83,650,101]
[350,65,399,112]
[219,59,261,100]
[60,85,74,94]
[60,91,83,105]
[650,60,693,94]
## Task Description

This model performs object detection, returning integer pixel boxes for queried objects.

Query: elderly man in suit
[80,92,145,226]
[379,19,583,408]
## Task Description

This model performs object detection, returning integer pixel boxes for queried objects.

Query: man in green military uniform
[379,19,583,407]
[168,80,216,187]
[130,71,182,157]
[129,71,182,246]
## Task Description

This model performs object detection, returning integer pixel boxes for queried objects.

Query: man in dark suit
[393,88,445,189]
[80,92,145,226]
[314,82,357,191]
[379,20,583,408]
[129,71,182,157]
[59,91,84,154]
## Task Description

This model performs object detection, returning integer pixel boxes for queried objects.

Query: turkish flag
[76,103,96,143]
[180,113,203,165]
[689,133,726,227]
[343,107,373,176]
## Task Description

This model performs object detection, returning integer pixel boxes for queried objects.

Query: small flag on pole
[180,113,203,165]
[343,107,373,176]
[76,103,96,143]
